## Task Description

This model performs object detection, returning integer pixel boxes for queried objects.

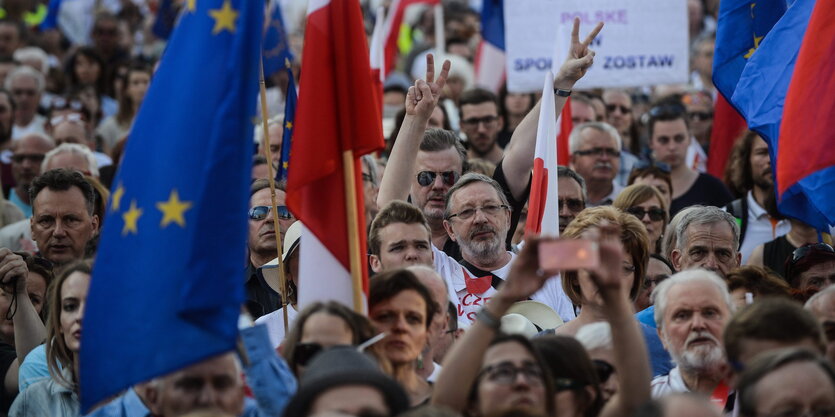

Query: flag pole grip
[342,150,365,313]
[258,61,290,330]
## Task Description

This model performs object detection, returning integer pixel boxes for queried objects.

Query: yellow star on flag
[122,200,143,236]
[185,0,197,12]
[744,35,764,59]
[285,121,293,129]
[157,190,193,228]
[209,0,239,35]
[111,184,125,212]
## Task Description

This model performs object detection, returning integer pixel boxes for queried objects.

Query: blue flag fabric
[712,0,786,102]
[151,0,179,40]
[275,65,296,182]
[39,0,62,30]
[481,0,505,50]
[730,0,815,151]
[80,0,263,410]
[262,0,294,78]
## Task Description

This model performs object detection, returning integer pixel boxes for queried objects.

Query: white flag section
[369,6,385,81]
[525,71,561,237]
[504,0,688,92]
[475,41,506,93]
[298,223,364,312]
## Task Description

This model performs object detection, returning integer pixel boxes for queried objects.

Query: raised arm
[377,55,450,207]
[502,19,604,200]
[0,249,46,395]
[432,237,557,411]
[584,226,652,417]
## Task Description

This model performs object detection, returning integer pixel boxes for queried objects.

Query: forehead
[15,136,52,153]
[62,271,90,298]
[800,261,835,277]
[415,148,463,173]
[11,75,35,88]
[665,281,727,314]
[34,187,89,213]
[379,222,430,244]
[634,175,668,189]
[754,362,835,409]
[47,153,88,172]
[572,100,596,116]
[374,289,426,312]
[171,354,238,380]
[751,136,769,152]
[557,177,583,198]
[652,119,688,138]
[603,91,631,105]
[450,181,502,208]
[647,257,673,275]
[54,122,86,138]
[250,187,285,206]
[461,101,498,118]
[578,128,617,148]
[635,196,662,208]
[683,221,735,248]
[484,341,535,367]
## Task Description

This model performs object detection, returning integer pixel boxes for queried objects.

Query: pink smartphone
[538,240,600,271]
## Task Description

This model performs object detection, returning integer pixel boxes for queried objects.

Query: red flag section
[557,101,572,166]
[288,0,384,309]
[707,94,747,178]
[777,0,835,196]
[383,0,440,75]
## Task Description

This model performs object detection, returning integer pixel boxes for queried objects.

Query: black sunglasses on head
[416,171,459,187]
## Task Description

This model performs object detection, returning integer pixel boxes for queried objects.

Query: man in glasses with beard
[650,269,735,408]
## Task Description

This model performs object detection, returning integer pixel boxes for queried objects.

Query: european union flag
[275,61,296,182]
[263,0,294,78]
[712,0,786,101]
[80,0,263,410]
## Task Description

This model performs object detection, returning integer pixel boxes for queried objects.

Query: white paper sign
[504,0,689,92]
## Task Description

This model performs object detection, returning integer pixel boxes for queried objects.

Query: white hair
[805,285,835,315]
[652,269,735,329]
[4,65,45,92]
[42,143,99,177]
[254,114,284,146]
[13,47,49,74]
[674,205,740,252]
[568,121,622,153]
[576,321,613,352]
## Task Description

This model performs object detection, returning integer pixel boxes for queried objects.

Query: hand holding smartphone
[538,239,600,271]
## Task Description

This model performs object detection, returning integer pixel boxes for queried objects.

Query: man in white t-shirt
[434,173,573,323]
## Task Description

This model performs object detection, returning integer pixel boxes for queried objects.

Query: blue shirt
[8,191,31,218]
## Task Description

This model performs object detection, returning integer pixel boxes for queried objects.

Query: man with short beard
[568,122,622,206]
[650,269,734,401]
[724,131,790,264]
[435,173,574,323]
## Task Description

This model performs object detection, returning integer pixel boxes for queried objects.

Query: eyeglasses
[460,115,499,129]
[648,103,687,118]
[592,359,615,383]
[50,113,86,127]
[559,198,585,213]
[626,206,665,222]
[632,160,671,173]
[50,97,85,112]
[573,147,621,158]
[416,171,460,187]
[762,408,835,417]
[605,104,631,114]
[11,153,45,163]
[446,204,509,220]
[688,111,713,121]
[248,205,293,221]
[480,363,544,386]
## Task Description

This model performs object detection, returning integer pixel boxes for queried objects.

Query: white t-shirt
[432,245,575,325]
[254,305,299,349]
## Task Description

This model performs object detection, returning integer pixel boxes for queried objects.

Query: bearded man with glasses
[569,122,623,206]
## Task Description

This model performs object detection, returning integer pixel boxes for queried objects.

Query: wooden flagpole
[258,60,290,330]
[341,150,365,313]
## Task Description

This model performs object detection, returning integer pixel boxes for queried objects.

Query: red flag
[383,0,440,75]
[707,94,747,178]
[557,100,572,166]
[288,0,384,310]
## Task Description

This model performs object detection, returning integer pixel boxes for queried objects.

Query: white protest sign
[504,0,688,92]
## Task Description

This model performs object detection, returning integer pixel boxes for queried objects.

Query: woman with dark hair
[282,301,379,376]
[369,268,438,406]
[0,251,51,413]
[613,184,669,255]
[497,85,536,148]
[96,63,152,152]
[65,48,117,118]
[434,232,651,417]
[533,336,602,417]
[627,163,673,210]
[10,260,92,416]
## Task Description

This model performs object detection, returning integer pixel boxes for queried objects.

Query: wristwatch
[554,88,572,97]
[476,308,501,331]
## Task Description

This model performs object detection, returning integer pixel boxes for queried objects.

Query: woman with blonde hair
[613,184,669,255]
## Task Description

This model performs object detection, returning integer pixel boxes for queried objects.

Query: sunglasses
[688,111,713,121]
[605,104,631,114]
[294,333,387,368]
[416,171,459,187]
[593,359,615,383]
[791,243,834,264]
[632,160,671,173]
[573,147,620,158]
[559,198,584,213]
[248,205,293,221]
[626,206,665,222]
[11,153,45,163]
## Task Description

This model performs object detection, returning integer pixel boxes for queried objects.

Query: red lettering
[467,311,477,321]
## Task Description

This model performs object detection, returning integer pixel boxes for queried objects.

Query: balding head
[148,352,245,417]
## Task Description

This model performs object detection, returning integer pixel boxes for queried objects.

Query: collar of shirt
[746,190,769,220]
[452,251,516,293]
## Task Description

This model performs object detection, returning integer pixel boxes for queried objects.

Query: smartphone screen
[538,240,600,271]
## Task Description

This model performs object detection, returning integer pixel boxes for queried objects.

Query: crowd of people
[0,0,831,416]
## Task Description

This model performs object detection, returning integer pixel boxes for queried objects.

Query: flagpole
[258,60,290,331]
[341,150,365,313]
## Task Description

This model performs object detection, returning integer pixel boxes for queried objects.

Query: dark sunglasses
[593,359,615,383]
[293,342,332,367]
[605,104,631,114]
[688,111,713,121]
[248,205,293,221]
[632,160,671,173]
[791,243,834,263]
[559,198,584,213]
[416,171,459,187]
[626,206,666,222]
